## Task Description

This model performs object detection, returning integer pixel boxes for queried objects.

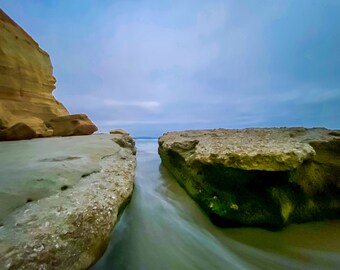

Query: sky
[1,0,340,136]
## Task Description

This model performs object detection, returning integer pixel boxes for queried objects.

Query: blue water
[92,139,340,270]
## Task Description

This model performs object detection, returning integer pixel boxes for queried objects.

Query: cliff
[0,9,96,140]
[159,128,340,229]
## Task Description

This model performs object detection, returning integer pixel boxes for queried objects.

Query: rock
[46,114,98,136]
[0,134,136,269]
[0,10,68,131]
[0,10,96,140]
[112,134,137,155]
[110,129,129,135]
[158,128,340,229]
[0,122,37,140]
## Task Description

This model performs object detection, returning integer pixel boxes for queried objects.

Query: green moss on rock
[158,128,340,230]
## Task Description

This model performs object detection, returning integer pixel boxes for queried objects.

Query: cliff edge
[0,9,96,140]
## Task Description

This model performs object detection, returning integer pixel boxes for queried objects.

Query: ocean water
[92,139,340,270]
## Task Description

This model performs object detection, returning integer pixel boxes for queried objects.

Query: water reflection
[92,140,340,270]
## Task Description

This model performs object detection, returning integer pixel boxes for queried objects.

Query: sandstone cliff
[0,9,96,140]
[159,128,340,229]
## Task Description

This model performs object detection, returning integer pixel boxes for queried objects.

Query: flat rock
[0,134,136,269]
[159,128,340,229]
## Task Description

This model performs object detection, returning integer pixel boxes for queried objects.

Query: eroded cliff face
[159,128,340,230]
[0,9,97,140]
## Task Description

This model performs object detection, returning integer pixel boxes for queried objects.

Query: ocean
[92,139,340,270]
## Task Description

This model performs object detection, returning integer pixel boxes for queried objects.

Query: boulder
[0,134,136,269]
[46,114,97,136]
[110,129,129,135]
[0,122,37,140]
[158,128,340,229]
[112,134,137,155]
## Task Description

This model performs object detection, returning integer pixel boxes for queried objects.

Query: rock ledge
[159,128,340,229]
[0,134,136,269]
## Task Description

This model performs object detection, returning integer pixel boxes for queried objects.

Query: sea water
[92,139,340,270]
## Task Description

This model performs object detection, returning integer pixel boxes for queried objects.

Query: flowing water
[92,139,340,270]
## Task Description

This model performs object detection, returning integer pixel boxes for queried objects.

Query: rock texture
[0,123,37,141]
[0,9,96,140]
[159,128,340,229]
[0,134,136,269]
[46,114,97,137]
[110,129,129,135]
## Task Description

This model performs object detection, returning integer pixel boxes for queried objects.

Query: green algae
[159,147,340,230]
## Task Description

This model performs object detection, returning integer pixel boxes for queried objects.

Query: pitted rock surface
[0,134,136,269]
[159,128,340,229]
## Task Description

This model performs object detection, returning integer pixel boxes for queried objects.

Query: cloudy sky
[2,0,340,136]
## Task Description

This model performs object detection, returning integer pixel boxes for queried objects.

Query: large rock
[0,122,37,140]
[110,128,129,135]
[0,10,68,131]
[0,134,136,269]
[158,128,340,229]
[0,9,96,140]
[46,114,98,136]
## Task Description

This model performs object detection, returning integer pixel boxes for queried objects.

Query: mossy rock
[158,128,340,230]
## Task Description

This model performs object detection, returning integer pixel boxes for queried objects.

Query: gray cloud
[2,0,340,136]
